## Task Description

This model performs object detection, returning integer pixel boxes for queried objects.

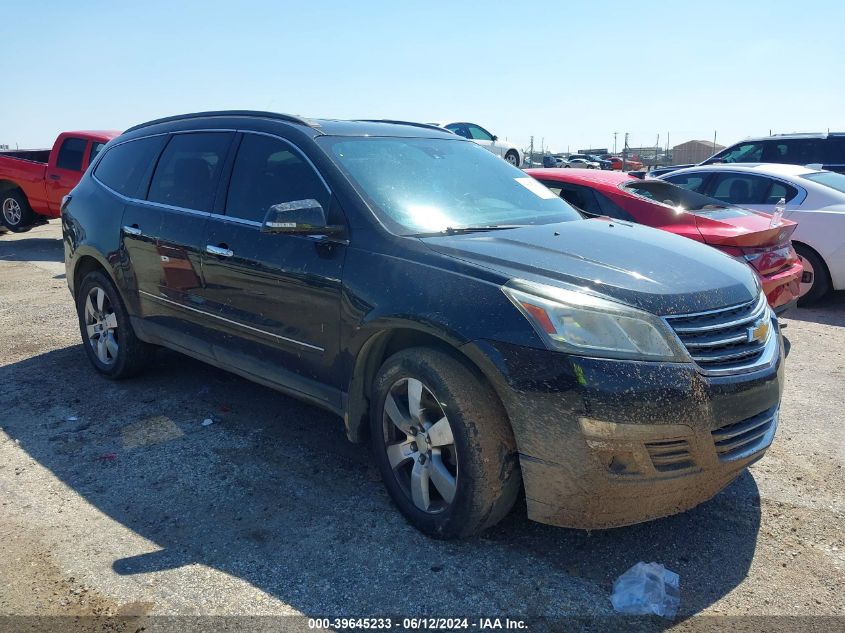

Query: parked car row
[61,111,786,538]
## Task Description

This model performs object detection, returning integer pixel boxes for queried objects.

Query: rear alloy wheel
[371,348,521,538]
[504,150,520,167]
[76,271,154,378]
[1,190,35,233]
[795,244,830,306]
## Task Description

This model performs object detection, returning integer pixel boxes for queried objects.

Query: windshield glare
[319,137,582,234]
[802,171,845,195]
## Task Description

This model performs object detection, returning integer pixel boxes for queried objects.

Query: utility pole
[713,130,717,153]
[613,132,618,154]
[622,133,629,171]
[529,136,534,166]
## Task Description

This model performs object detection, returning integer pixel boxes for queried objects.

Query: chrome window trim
[138,290,324,352]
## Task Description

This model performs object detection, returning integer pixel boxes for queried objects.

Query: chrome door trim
[138,290,325,352]
[206,244,234,257]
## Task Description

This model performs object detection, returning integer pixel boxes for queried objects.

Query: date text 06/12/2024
[307,618,528,630]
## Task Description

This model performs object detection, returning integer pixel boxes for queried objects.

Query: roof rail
[354,119,447,132]
[124,110,319,134]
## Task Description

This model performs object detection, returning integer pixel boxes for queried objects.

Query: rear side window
[56,137,88,171]
[762,139,823,165]
[89,142,106,165]
[763,180,799,204]
[147,133,232,211]
[94,136,166,197]
[225,134,328,223]
[663,172,708,192]
[708,173,771,204]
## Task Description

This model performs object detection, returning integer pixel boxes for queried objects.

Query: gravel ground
[1,222,843,631]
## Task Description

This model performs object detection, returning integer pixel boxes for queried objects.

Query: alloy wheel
[2,198,22,226]
[382,377,458,513]
[84,286,119,366]
[505,153,518,166]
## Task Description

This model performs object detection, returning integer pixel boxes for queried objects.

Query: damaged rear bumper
[461,333,784,530]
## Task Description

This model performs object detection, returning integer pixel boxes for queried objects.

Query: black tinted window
[664,173,708,192]
[226,134,328,223]
[94,136,166,197]
[762,139,823,165]
[89,142,106,165]
[709,173,770,204]
[56,137,87,171]
[148,133,232,211]
[825,138,845,164]
[763,180,799,204]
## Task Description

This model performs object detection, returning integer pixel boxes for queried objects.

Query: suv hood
[421,219,758,316]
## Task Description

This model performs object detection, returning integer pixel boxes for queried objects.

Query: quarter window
[226,134,328,223]
[56,137,88,171]
[147,133,232,211]
[89,142,106,165]
[763,180,799,204]
[94,136,167,197]
[708,173,770,204]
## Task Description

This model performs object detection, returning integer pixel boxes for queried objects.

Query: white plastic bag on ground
[610,561,680,618]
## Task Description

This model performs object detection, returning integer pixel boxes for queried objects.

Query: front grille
[644,438,695,472]
[711,407,778,461]
[665,294,771,373]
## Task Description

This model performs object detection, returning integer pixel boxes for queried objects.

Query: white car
[565,158,600,169]
[431,122,523,167]
[659,163,845,304]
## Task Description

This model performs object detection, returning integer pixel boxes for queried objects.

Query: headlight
[503,280,688,362]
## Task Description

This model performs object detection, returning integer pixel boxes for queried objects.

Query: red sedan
[526,169,803,312]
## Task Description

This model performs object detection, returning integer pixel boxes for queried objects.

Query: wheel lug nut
[419,454,427,464]
[409,427,418,436]
[409,442,418,452]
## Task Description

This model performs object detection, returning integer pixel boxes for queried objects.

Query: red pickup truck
[0,130,120,232]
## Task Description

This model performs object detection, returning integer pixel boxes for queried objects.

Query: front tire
[370,348,521,539]
[504,150,520,167]
[76,271,154,378]
[795,243,831,306]
[1,189,35,232]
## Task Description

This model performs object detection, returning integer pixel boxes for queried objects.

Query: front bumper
[462,330,784,530]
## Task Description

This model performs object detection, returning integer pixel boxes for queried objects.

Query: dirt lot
[1,222,843,630]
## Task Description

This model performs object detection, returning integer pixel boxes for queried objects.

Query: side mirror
[261,199,344,236]
[491,135,499,142]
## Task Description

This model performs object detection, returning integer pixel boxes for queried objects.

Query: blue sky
[1,0,843,153]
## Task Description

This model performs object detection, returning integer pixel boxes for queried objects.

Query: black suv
[63,111,784,538]
[650,132,845,178]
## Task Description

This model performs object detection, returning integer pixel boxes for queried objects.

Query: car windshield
[319,137,581,235]
[802,171,845,195]
[624,180,756,218]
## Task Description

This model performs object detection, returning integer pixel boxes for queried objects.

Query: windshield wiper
[441,224,524,235]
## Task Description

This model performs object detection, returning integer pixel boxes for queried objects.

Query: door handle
[48,174,61,181]
[206,244,234,258]
[122,225,142,236]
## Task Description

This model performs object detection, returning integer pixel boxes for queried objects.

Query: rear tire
[1,189,35,233]
[370,348,521,539]
[504,150,520,168]
[795,243,830,306]
[76,271,155,378]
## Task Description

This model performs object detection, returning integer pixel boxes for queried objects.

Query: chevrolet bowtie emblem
[747,318,770,344]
